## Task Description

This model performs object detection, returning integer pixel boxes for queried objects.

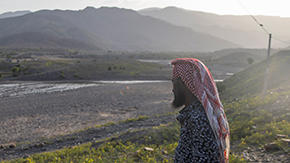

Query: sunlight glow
[0,0,289,17]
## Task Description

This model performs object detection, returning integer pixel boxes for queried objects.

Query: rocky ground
[0,81,175,161]
[0,81,290,162]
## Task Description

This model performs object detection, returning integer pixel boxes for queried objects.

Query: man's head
[171,58,210,109]
[171,77,198,109]
[171,58,209,109]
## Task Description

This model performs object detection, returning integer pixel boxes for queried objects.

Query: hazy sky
[0,0,289,17]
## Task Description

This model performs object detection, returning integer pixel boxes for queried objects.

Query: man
[171,58,230,163]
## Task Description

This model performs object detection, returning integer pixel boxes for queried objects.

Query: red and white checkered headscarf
[171,58,230,163]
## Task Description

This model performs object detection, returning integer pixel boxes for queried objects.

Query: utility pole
[262,33,272,97]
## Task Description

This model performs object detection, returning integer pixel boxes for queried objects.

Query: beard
[171,90,185,109]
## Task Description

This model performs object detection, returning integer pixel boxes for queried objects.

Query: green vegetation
[97,121,115,128]
[60,71,66,79]
[216,82,227,93]
[46,61,52,67]
[5,52,18,59]
[118,115,149,123]
[73,74,83,79]
[2,121,245,163]
[224,90,290,147]
[44,141,53,145]
[11,67,19,76]
[162,111,179,117]
[11,67,19,73]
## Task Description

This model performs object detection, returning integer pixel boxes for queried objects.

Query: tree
[247,58,254,65]
[11,67,19,73]
[11,67,19,77]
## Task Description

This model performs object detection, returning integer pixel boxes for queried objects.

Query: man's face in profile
[171,78,185,109]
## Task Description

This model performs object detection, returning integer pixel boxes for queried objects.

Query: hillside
[220,50,290,99]
[0,32,100,50]
[0,7,239,52]
[213,52,262,68]
[139,7,290,48]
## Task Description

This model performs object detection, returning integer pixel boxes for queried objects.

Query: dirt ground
[0,82,174,144]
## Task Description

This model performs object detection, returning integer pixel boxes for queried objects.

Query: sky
[0,0,290,17]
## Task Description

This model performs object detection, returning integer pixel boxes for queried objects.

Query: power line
[237,0,290,47]
[236,0,270,35]
[272,36,290,46]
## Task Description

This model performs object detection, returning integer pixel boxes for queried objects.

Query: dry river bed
[0,81,174,144]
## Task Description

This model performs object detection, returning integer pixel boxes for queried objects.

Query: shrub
[59,71,65,79]
[73,74,79,79]
[46,61,52,67]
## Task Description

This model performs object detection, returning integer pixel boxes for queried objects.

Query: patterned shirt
[175,100,220,163]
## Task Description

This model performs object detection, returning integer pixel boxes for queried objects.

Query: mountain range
[139,7,290,49]
[0,10,31,19]
[0,6,289,51]
[0,7,238,52]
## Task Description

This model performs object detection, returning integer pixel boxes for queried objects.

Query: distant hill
[0,10,31,19]
[0,7,239,52]
[0,32,100,50]
[139,7,290,49]
[208,48,279,60]
[220,50,290,99]
[213,52,263,68]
